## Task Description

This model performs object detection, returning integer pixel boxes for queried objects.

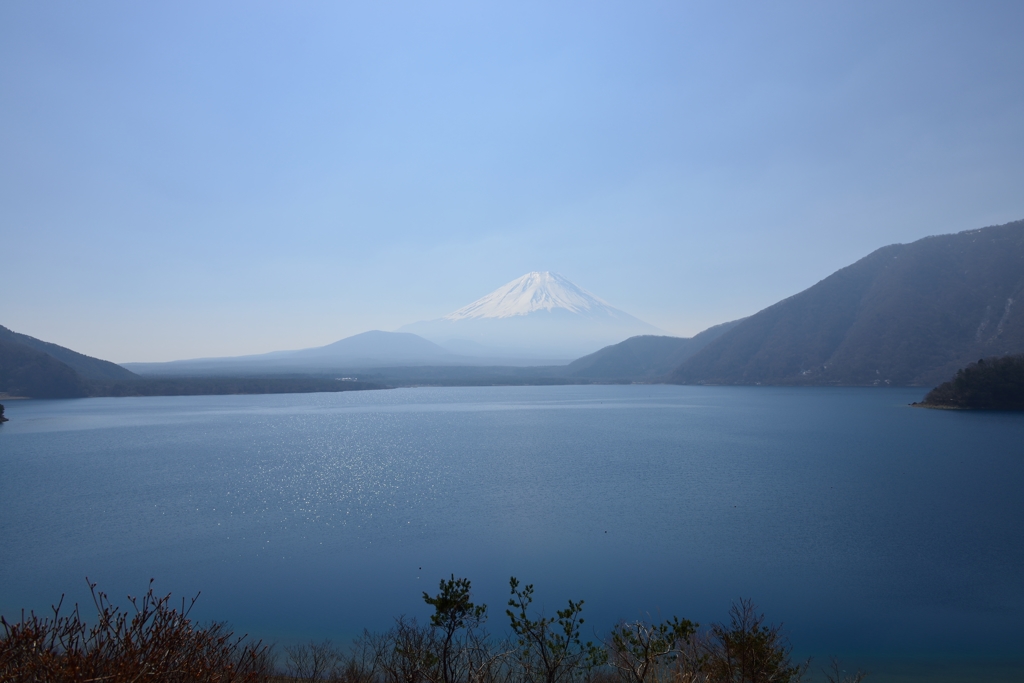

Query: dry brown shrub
[0,578,272,682]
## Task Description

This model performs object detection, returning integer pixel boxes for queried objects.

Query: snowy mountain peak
[443,272,616,320]
[398,271,665,357]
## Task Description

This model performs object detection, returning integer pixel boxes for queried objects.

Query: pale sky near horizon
[3,1,1024,362]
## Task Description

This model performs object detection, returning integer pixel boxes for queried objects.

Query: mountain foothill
[3,220,1023,402]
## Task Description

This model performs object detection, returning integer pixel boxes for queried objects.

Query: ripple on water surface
[0,386,1022,682]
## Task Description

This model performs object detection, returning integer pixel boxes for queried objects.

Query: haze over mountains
[124,272,664,375]
[123,330,460,376]
[4,220,1024,398]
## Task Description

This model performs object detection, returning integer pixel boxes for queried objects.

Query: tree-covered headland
[919,354,1024,410]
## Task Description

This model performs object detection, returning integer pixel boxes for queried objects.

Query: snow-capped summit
[444,271,614,320]
[399,272,665,360]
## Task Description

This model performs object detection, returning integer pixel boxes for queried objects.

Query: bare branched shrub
[285,639,345,682]
[374,616,441,683]
[337,630,387,683]
[822,656,868,683]
[461,626,515,683]
[0,578,272,682]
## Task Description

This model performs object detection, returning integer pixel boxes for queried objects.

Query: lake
[0,385,1021,681]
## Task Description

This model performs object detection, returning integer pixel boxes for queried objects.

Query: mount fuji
[398,272,665,358]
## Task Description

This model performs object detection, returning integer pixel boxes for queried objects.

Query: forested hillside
[670,220,1024,386]
[0,336,89,398]
[0,325,136,380]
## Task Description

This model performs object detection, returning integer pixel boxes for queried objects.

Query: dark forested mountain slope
[670,220,1024,386]
[565,321,741,379]
[0,325,136,381]
[0,325,138,398]
[0,336,89,398]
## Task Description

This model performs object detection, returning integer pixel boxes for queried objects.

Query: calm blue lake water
[1,385,1022,681]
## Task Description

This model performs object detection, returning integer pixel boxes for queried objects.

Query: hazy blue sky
[3,1,1024,362]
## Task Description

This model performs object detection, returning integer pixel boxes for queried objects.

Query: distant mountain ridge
[288,330,452,362]
[124,330,460,376]
[400,272,664,358]
[0,324,388,397]
[670,220,1024,386]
